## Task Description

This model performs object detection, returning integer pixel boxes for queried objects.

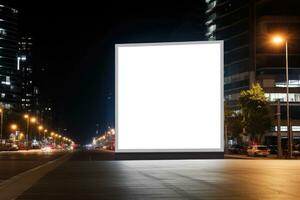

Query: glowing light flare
[10,124,17,130]
[30,117,36,123]
[271,35,285,45]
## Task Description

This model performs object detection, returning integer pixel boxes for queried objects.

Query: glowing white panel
[116,41,223,152]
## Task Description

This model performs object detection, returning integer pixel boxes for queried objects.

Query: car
[31,144,41,149]
[247,145,270,157]
[268,145,278,154]
[2,143,19,151]
[228,144,247,154]
[41,146,53,152]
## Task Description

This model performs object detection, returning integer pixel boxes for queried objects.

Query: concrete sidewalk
[225,154,300,159]
[17,150,300,200]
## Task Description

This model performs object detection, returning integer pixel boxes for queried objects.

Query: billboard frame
[115,41,224,155]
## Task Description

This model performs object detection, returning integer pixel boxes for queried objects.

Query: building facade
[19,36,37,113]
[205,0,300,143]
[0,4,21,110]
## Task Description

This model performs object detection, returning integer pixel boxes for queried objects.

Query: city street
[4,150,297,200]
[0,150,65,183]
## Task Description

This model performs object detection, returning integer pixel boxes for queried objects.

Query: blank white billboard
[116,41,223,152]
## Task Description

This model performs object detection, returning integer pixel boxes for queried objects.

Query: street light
[30,117,36,123]
[38,125,43,141]
[44,129,48,141]
[10,124,18,143]
[10,124,17,131]
[271,34,292,158]
[30,117,37,140]
[24,114,30,145]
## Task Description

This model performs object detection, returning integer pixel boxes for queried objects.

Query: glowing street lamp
[30,117,36,123]
[38,125,44,141]
[271,34,291,158]
[24,114,30,145]
[272,35,284,44]
[29,117,37,140]
[10,124,17,131]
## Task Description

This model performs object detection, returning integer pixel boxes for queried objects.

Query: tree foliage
[224,102,243,139]
[239,83,272,143]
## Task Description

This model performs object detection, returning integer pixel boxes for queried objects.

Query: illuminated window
[0,28,6,36]
[206,0,216,13]
[265,93,300,102]
[274,126,300,132]
[208,24,216,33]
[1,76,10,85]
[276,80,300,88]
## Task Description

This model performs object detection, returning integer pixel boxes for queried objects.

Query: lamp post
[44,129,48,141]
[38,125,43,141]
[24,114,30,145]
[50,132,55,145]
[10,124,18,143]
[271,35,292,158]
[30,117,36,141]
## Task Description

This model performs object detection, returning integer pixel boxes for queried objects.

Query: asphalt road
[13,150,300,200]
[0,150,65,182]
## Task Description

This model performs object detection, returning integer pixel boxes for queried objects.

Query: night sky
[6,0,206,144]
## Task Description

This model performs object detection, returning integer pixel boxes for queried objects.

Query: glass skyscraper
[0,4,21,110]
[206,0,300,143]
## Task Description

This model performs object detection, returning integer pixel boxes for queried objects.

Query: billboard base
[115,152,224,160]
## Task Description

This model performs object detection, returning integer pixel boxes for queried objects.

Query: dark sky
[5,0,206,144]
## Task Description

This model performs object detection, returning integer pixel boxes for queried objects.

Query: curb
[225,154,254,159]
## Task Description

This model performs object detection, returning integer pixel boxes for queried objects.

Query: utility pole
[285,40,292,158]
[276,99,282,158]
[290,120,293,158]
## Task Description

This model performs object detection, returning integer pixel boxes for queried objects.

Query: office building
[0,4,21,110]
[19,36,37,113]
[205,0,300,143]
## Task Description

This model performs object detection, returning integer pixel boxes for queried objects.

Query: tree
[224,102,243,147]
[239,83,272,144]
